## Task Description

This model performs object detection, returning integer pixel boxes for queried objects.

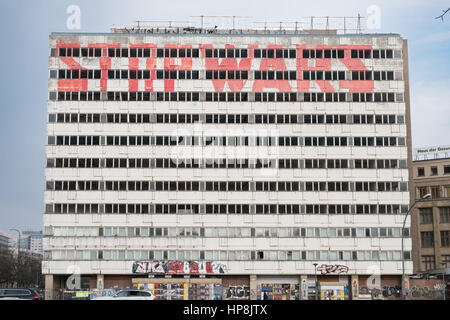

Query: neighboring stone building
[44,21,412,300]
[410,149,450,274]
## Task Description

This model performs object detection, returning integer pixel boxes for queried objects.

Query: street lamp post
[441,263,446,301]
[313,263,318,300]
[9,229,21,257]
[401,194,431,300]
[9,228,21,288]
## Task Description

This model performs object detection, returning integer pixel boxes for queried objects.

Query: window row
[302,49,396,59]
[46,249,410,262]
[417,165,450,177]
[419,207,450,224]
[54,69,101,79]
[45,180,408,192]
[45,203,409,215]
[54,47,398,60]
[417,185,450,200]
[302,70,396,81]
[49,226,409,238]
[46,158,406,170]
[50,91,404,103]
[48,112,404,125]
[47,135,406,147]
[53,69,398,82]
[421,255,450,271]
[421,230,450,248]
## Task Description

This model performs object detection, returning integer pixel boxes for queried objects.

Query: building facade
[20,231,43,255]
[44,26,412,300]
[410,154,450,274]
[0,232,11,250]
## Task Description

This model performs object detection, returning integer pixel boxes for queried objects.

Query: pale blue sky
[0,0,448,232]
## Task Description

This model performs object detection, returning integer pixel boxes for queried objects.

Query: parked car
[92,290,155,300]
[0,288,41,300]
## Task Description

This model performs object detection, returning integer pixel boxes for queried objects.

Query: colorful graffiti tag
[133,282,223,300]
[132,260,227,274]
[316,264,349,275]
[259,283,299,300]
[321,286,346,300]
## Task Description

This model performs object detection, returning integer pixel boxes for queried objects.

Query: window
[431,186,441,199]
[440,207,450,223]
[418,167,425,177]
[444,185,450,198]
[441,231,450,247]
[422,255,435,271]
[417,186,428,199]
[444,166,450,174]
[421,231,434,248]
[431,166,438,176]
[442,255,450,268]
[419,208,433,224]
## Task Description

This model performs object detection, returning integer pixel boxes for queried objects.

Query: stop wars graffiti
[55,43,374,93]
[132,260,227,275]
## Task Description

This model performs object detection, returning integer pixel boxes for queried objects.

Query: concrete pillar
[351,275,359,300]
[249,275,257,300]
[403,275,410,300]
[45,275,54,300]
[300,275,308,300]
[97,274,104,291]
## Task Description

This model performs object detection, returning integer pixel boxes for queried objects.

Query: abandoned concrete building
[44,22,417,300]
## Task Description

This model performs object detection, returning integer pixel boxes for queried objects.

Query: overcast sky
[0,0,448,233]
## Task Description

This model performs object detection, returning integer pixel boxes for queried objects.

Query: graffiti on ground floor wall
[316,264,349,275]
[259,283,300,300]
[359,286,401,298]
[321,287,346,300]
[360,283,446,300]
[410,285,444,300]
[132,260,227,274]
[134,282,222,300]
[359,287,382,299]
[224,286,250,299]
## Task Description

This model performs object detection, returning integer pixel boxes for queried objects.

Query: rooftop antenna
[357,13,361,33]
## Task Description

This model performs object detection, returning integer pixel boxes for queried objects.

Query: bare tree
[435,8,450,21]
[0,248,15,287]
[0,248,43,288]
[15,253,43,288]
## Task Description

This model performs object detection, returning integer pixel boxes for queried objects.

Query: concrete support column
[249,275,257,300]
[300,275,308,300]
[97,274,104,291]
[403,275,410,300]
[45,274,54,300]
[351,275,359,300]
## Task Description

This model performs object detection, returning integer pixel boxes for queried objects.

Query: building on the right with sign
[409,146,450,298]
